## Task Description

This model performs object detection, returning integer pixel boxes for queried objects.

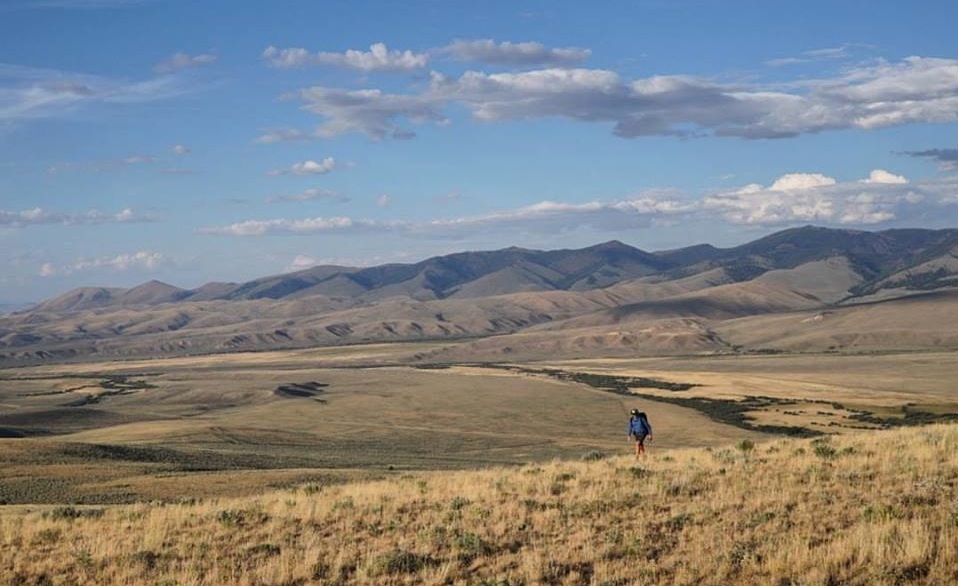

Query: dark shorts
[632,434,647,444]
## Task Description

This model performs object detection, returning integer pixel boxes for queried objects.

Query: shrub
[215,507,269,527]
[370,549,436,575]
[47,507,104,521]
[455,532,493,561]
[813,444,837,459]
[128,550,162,571]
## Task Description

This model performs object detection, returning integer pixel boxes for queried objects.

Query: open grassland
[0,348,767,503]
[540,351,958,436]
[3,348,958,503]
[2,425,958,585]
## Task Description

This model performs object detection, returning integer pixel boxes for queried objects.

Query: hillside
[2,425,956,585]
[5,226,958,365]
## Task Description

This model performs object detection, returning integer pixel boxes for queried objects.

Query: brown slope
[182,282,238,301]
[412,318,730,363]
[446,261,565,299]
[118,280,188,306]
[714,289,958,353]
[29,287,125,313]
[867,244,958,293]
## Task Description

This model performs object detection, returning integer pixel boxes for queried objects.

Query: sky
[3,0,958,303]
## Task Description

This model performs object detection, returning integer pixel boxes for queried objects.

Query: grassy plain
[2,425,957,585]
[2,344,958,584]
[2,345,958,504]
[0,343,758,504]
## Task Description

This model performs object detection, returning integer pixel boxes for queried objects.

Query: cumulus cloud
[201,168,958,239]
[703,170,922,225]
[153,52,217,74]
[263,43,428,72]
[280,56,958,141]
[441,39,590,67]
[39,250,167,276]
[0,207,150,227]
[267,157,338,176]
[769,173,836,191]
[268,188,347,203]
[902,148,958,171]
[861,169,908,184]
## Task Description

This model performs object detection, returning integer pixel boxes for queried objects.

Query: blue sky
[3,0,958,303]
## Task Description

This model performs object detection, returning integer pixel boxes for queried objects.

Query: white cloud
[704,169,924,225]
[201,192,690,239]
[170,144,190,155]
[441,39,590,67]
[769,173,836,191]
[286,254,318,271]
[201,168,958,239]
[281,56,958,141]
[376,194,392,208]
[200,216,383,236]
[39,250,167,276]
[268,188,347,203]
[0,207,150,227]
[267,157,338,176]
[153,52,218,74]
[263,43,428,72]
[862,169,907,184]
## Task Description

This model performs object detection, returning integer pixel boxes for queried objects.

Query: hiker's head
[630,409,639,417]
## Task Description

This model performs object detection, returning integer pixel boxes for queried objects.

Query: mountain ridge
[5,225,958,364]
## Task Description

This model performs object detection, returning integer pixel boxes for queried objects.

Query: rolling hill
[4,225,958,364]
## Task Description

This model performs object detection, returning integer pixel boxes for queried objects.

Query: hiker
[628,409,653,457]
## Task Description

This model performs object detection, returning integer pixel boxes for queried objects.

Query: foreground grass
[3,426,958,585]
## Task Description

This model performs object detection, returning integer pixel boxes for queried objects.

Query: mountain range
[4,225,958,364]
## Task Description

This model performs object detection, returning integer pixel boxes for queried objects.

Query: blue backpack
[629,414,651,437]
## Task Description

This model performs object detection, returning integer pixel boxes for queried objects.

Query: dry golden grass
[541,352,958,434]
[3,424,957,585]
[1,358,778,504]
